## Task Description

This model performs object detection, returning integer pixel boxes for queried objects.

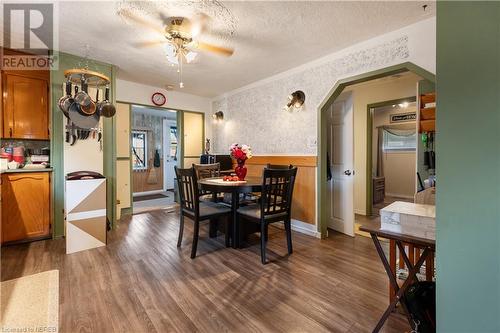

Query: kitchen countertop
[1,168,53,174]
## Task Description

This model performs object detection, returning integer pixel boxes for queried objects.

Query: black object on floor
[133,193,169,202]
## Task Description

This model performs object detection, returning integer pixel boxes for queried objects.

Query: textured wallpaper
[211,36,410,155]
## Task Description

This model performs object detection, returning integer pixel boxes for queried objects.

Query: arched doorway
[316,62,436,238]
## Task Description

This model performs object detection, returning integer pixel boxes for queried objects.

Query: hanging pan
[58,81,73,118]
[98,87,116,118]
[69,86,99,129]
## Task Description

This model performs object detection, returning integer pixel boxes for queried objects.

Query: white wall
[209,18,435,223]
[116,79,211,112]
[346,75,419,214]
[116,79,213,139]
[64,86,104,175]
[210,18,436,157]
[372,105,417,200]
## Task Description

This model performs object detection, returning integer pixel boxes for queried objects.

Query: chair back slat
[261,167,298,217]
[193,163,220,196]
[175,166,199,214]
[193,163,220,179]
[266,163,293,170]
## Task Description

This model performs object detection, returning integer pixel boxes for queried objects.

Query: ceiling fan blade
[132,40,168,49]
[118,9,165,35]
[191,41,234,56]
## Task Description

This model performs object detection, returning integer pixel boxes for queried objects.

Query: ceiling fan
[118,9,235,88]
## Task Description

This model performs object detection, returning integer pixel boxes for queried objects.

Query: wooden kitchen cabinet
[2,73,49,139]
[1,172,51,244]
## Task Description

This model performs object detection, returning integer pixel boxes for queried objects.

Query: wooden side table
[360,225,435,333]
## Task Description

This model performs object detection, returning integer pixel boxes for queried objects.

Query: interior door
[163,118,178,190]
[327,92,355,236]
[115,102,131,219]
[182,111,204,167]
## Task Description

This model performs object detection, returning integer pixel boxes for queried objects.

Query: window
[132,130,147,170]
[169,126,178,160]
[383,130,417,151]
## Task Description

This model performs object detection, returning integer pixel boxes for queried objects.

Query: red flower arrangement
[229,143,253,180]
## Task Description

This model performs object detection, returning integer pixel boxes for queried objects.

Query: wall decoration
[390,112,417,123]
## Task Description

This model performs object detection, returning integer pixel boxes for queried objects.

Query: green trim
[103,65,117,228]
[116,157,130,161]
[365,96,416,217]
[317,62,435,238]
[50,51,115,237]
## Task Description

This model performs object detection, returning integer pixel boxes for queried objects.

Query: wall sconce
[212,111,224,122]
[283,90,306,112]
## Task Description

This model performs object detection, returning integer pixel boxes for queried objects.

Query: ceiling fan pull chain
[179,56,184,88]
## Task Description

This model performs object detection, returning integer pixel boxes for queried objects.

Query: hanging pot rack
[64,68,110,87]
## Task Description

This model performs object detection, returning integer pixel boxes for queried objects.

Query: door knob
[344,170,352,176]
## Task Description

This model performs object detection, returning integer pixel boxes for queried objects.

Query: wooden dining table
[198,176,262,248]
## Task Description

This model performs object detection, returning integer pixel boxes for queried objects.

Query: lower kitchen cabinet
[1,172,51,244]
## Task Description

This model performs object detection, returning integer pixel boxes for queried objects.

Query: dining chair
[193,163,221,201]
[175,166,231,258]
[193,163,220,179]
[237,167,298,264]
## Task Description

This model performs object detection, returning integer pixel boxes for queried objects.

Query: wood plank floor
[1,209,409,333]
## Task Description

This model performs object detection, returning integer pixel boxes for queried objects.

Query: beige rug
[1,270,59,332]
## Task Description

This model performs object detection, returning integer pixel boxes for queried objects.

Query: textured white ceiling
[54,1,435,97]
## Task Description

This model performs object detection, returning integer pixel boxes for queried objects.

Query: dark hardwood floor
[1,208,409,332]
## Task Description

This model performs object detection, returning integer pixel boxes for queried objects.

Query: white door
[163,118,177,190]
[327,92,355,236]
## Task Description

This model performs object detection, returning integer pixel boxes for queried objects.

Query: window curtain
[375,123,416,177]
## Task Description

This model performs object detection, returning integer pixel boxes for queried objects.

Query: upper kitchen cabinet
[2,72,50,139]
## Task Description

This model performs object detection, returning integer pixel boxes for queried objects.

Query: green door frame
[317,62,435,238]
[114,101,205,217]
[365,95,417,217]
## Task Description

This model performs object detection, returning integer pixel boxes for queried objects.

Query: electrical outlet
[307,137,317,148]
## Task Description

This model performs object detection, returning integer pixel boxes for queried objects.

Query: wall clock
[151,92,166,106]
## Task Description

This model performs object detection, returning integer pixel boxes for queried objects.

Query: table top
[198,176,262,192]
[359,224,435,248]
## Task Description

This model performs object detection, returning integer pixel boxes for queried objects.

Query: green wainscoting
[436,2,500,331]
[50,52,115,238]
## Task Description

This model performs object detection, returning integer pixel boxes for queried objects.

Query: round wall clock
[151,92,166,106]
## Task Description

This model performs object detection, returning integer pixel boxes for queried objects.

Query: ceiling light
[398,101,409,108]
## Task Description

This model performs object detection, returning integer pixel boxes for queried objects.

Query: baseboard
[133,190,164,197]
[354,208,366,215]
[273,219,321,238]
[121,207,133,217]
[385,193,414,200]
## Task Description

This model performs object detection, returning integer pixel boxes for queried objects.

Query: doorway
[369,98,417,217]
[131,105,178,213]
[318,62,436,238]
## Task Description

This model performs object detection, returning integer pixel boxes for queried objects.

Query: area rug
[1,270,59,332]
[133,193,170,202]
